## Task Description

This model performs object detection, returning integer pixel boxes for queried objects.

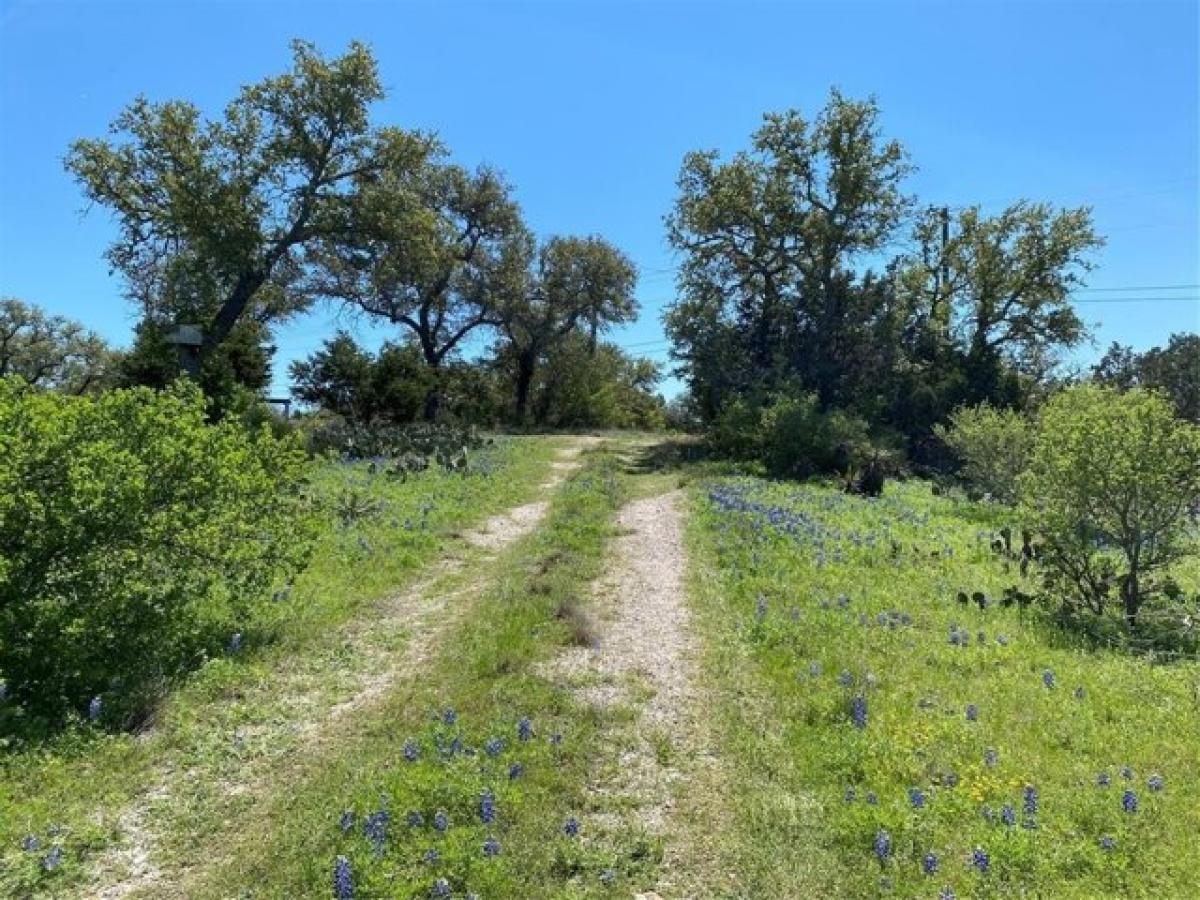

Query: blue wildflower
[1148,774,1164,792]
[562,817,580,837]
[364,810,390,855]
[755,594,768,621]
[874,829,892,861]
[966,704,979,722]
[1042,670,1056,689]
[600,867,617,884]
[508,762,524,780]
[1122,789,1139,813]
[1097,771,1110,787]
[996,634,1009,646]
[940,890,957,900]
[433,810,449,833]
[1099,835,1116,851]
[404,739,419,762]
[809,661,822,677]
[517,717,533,741]
[984,748,998,767]
[844,787,857,803]
[838,670,855,687]
[41,846,63,871]
[550,732,563,745]
[227,632,243,653]
[480,790,496,824]
[432,877,452,898]
[1023,785,1039,816]
[407,811,424,828]
[944,772,959,788]
[88,696,103,721]
[483,837,501,857]
[1000,805,1016,827]
[972,846,990,873]
[442,708,457,726]
[333,855,354,900]
[909,787,927,809]
[851,694,868,729]
[423,848,440,865]
[485,737,505,757]
[866,791,878,805]
[1074,686,1086,700]
[21,835,40,851]
[980,805,994,822]
[923,852,939,875]
[1121,765,1134,780]
[339,810,355,833]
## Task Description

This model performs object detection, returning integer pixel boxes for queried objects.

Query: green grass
[0,435,561,898]
[191,444,661,898]
[683,475,1200,899]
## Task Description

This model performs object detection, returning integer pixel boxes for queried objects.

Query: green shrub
[709,392,872,479]
[1020,385,1200,630]
[0,378,316,729]
[934,403,1034,503]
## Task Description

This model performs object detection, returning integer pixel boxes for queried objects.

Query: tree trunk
[513,349,537,424]
[1122,561,1140,628]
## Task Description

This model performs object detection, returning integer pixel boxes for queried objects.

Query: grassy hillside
[682,475,1200,899]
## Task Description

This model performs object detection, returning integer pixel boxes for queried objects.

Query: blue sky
[1,0,1197,399]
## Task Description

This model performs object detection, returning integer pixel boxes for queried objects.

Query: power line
[1071,296,1199,304]
[1076,283,1198,293]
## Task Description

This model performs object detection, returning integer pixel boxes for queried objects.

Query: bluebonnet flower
[447,736,464,756]
[1122,789,1139,813]
[980,805,994,822]
[1023,785,1039,816]
[909,788,927,809]
[442,708,457,726]
[984,748,999,767]
[407,811,424,828]
[838,670,855,687]
[874,829,892,861]
[972,847,990,873]
[227,632,243,653]
[1148,774,1164,792]
[433,810,449,833]
[977,631,987,645]
[1097,771,1111,787]
[876,612,888,626]
[1042,670,1056,689]
[923,852,939,875]
[1074,686,1086,700]
[508,762,524,780]
[966,704,979,722]
[550,732,563,745]
[432,877,452,898]
[423,848,440,865]
[755,594,768,621]
[485,737,505,757]
[1099,835,1116,851]
[866,791,878,805]
[1000,805,1016,827]
[844,787,857,803]
[996,634,1009,647]
[483,837,501,857]
[88,696,103,721]
[1121,765,1134,780]
[41,846,63,871]
[339,810,356,833]
[600,867,617,884]
[517,717,533,741]
[790,607,802,622]
[333,855,354,900]
[404,739,419,762]
[563,817,580,837]
[879,876,892,891]
[364,810,390,855]
[837,593,850,609]
[809,661,822,678]
[940,890,957,900]
[944,772,960,788]
[21,835,40,851]
[480,790,496,824]
[851,694,868,729]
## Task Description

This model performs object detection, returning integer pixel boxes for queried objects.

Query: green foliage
[289,332,432,425]
[1092,333,1200,423]
[0,378,316,729]
[708,392,871,479]
[307,421,491,476]
[935,403,1035,502]
[1020,385,1200,628]
[529,336,665,430]
[0,297,115,393]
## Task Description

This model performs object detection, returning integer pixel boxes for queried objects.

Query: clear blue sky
[1,0,1197,399]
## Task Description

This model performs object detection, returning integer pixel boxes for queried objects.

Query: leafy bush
[0,378,316,729]
[709,392,872,479]
[1020,385,1200,629]
[307,422,491,476]
[934,403,1035,503]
